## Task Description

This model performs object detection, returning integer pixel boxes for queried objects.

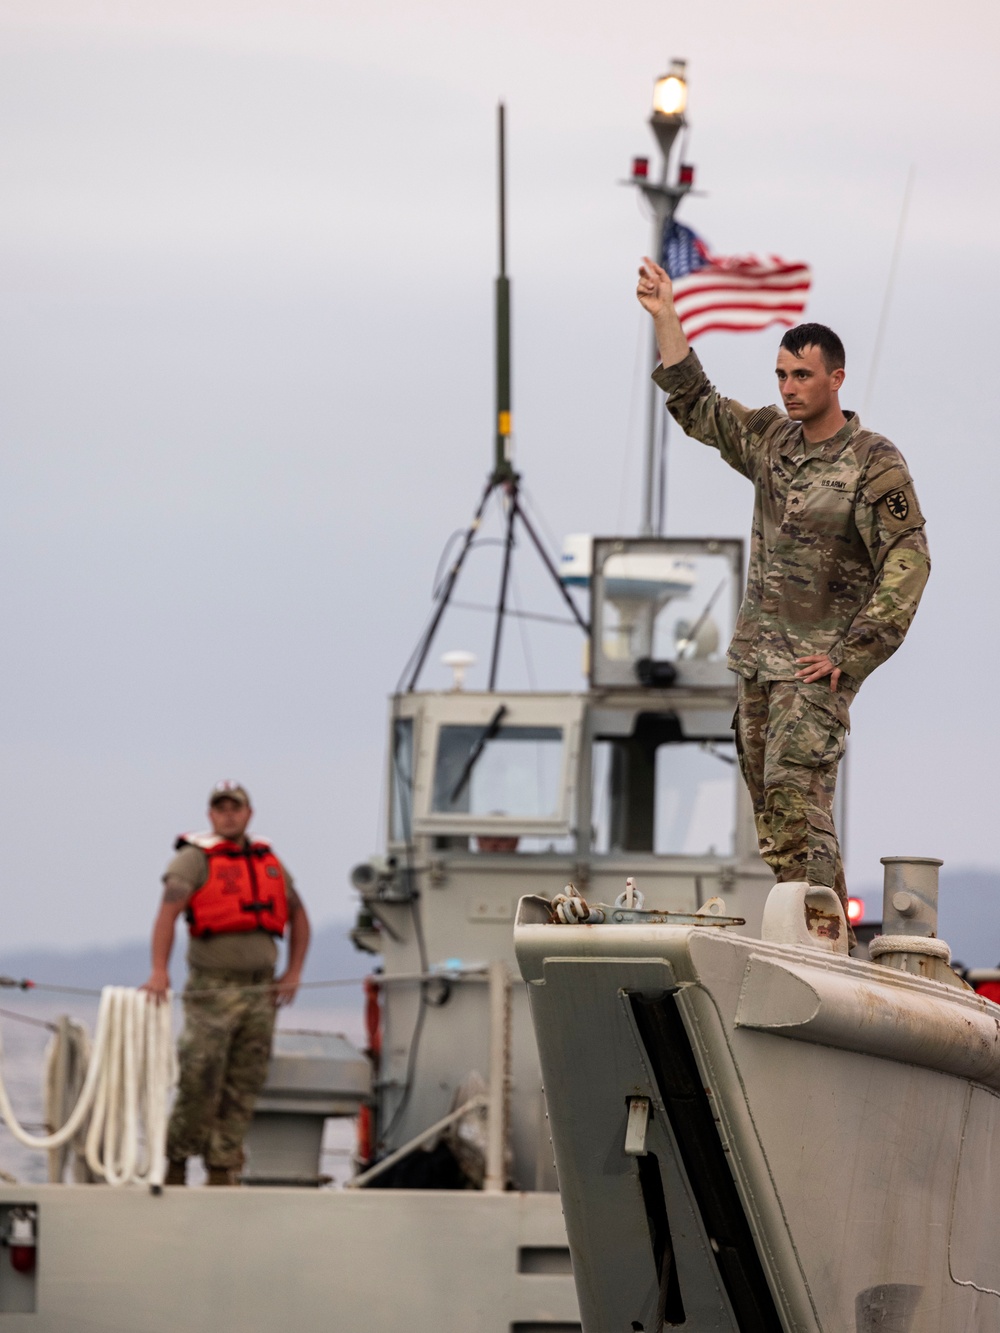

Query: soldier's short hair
[780,323,845,373]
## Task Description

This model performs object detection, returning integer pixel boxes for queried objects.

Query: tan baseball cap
[208,781,251,808]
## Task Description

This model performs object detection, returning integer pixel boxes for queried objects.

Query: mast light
[652,61,687,119]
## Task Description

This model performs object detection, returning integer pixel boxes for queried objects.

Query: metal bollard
[880,857,943,939]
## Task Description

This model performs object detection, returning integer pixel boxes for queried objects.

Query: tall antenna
[401,104,588,694]
[494,103,515,484]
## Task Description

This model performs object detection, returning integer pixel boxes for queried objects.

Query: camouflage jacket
[652,351,930,685]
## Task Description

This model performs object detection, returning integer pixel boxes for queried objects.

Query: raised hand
[636,256,674,317]
[636,256,689,368]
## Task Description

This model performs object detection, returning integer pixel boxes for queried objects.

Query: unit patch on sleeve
[885,490,909,521]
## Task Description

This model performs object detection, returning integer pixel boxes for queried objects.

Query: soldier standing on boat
[142,781,311,1185]
[637,258,930,939]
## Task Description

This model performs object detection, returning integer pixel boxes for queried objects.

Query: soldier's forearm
[284,907,311,978]
[652,300,689,369]
[835,541,930,682]
[149,904,179,975]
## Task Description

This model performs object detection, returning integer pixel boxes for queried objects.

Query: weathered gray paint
[0,1188,577,1330]
[515,903,1000,1332]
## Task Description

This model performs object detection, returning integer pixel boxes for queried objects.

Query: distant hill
[856,866,1000,968]
[0,917,369,996]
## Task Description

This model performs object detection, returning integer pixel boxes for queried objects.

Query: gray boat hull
[0,1186,578,1329]
[515,904,1000,1333]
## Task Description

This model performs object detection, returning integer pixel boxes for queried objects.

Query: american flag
[662,220,812,341]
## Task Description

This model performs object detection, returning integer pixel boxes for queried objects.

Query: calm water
[0,991,364,1187]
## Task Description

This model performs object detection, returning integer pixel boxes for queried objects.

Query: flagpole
[643,199,673,536]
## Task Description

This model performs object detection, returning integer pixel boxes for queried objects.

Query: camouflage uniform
[653,351,930,920]
[161,839,302,1175]
[166,967,276,1172]
[735,677,853,897]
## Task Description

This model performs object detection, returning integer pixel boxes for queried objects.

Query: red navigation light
[846,897,864,926]
[678,163,695,186]
[10,1245,36,1275]
[7,1210,36,1274]
[632,156,649,179]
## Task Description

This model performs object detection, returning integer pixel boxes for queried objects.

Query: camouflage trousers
[166,967,276,1171]
[734,676,854,928]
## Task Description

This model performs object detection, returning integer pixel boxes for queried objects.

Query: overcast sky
[1,0,997,954]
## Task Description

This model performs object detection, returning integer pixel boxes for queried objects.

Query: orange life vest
[178,833,289,939]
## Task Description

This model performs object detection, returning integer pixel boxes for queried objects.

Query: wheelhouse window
[431,724,565,820]
[591,712,736,856]
[652,742,736,856]
[390,717,414,843]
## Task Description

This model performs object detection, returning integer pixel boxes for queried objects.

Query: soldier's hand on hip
[795,654,842,692]
[637,257,674,316]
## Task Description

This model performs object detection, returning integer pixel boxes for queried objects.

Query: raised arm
[636,257,782,480]
[637,256,690,368]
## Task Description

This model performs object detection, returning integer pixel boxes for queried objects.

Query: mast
[632,60,692,536]
[494,103,515,485]
[402,103,588,694]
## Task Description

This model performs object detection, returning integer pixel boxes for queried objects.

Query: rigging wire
[396,476,497,694]
[449,599,577,628]
[509,567,537,692]
[0,1007,57,1031]
[518,485,562,561]
[432,539,507,600]
[430,529,468,599]
[0,976,368,999]
[862,165,916,420]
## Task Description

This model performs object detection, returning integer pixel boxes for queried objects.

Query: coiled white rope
[0,987,176,1188]
[869,934,952,963]
[44,1017,92,1181]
